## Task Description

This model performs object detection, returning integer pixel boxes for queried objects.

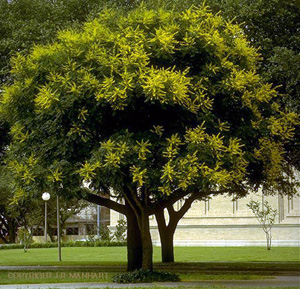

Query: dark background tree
[0,0,108,86]
[0,167,16,243]
[0,163,87,244]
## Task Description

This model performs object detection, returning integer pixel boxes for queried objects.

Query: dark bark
[123,187,153,271]
[160,230,174,262]
[82,191,144,271]
[155,209,175,262]
[126,211,142,271]
[140,211,153,270]
[155,193,200,263]
[83,192,127,215]
[8,218,17,243]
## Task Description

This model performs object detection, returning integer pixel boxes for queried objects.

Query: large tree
[0,3,298,270]
[2,0,298,266]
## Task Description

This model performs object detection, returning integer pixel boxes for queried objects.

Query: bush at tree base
[113,269,180,283]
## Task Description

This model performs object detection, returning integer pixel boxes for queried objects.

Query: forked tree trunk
[155,209,175,263]
[127,212,143,271]
[83,192,143,271]
[155,195,198,263]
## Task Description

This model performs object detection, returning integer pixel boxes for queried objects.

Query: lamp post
[42,192,50,243]
[57,195,61,262]
[97,205,101,239]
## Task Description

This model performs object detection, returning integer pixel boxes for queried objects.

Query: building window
[232,198,238,214]
[66,227,79,235]
[288,196,294,213]
[278,194,284,223]
[204,198,210,214]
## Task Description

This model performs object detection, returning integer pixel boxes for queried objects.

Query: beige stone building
[110,191,300,247]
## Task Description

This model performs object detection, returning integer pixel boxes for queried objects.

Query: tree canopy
[0,0,107,86]
[0,3,298,269]
[205,0,300,170]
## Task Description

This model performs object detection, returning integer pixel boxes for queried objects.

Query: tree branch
[149,189,190,215]
[82,191,128,215]
[150,187,232,215]
[172,193,199,224]
[124,185,144,215]
[154,208,167,235]
[130,186,144,211]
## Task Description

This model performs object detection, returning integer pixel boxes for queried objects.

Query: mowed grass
[173,246,300,262]
[0,247,299,266]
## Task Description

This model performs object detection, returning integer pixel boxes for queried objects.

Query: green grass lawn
[0,246,299,266]
[0,247,299,285]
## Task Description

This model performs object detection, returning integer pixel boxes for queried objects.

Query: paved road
[0,276,300,289]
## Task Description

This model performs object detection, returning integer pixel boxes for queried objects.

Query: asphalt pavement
[0,276,299,289]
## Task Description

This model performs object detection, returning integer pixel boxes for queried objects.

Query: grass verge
[0,247,299,266]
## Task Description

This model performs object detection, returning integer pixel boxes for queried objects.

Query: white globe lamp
[42,192,50,242]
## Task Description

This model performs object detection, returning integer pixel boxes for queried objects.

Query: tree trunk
[266,231,271,250]
[127,212,142,271]
[155,209,175,263]
[8,220,17,243]
[160,228,174,262]
[140,212,153,270]
[8,219,16,243]
[155,195,197,263]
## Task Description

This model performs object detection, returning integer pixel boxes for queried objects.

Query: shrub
[98,224,112,241]
[17,227,33,252]
[0,240,126,249]
[114,219,127,241]
[113,269,180,283]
